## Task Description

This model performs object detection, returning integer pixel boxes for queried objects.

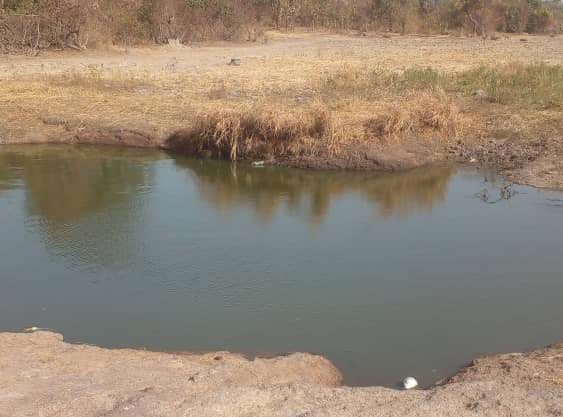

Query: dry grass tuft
[164,106,333,161]
[43,68,151,93]
[364,90,460,141]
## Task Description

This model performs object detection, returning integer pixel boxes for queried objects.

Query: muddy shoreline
[2,120,561,192]
[1,331,562,416]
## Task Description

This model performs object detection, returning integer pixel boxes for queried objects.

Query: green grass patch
[320,63,563,109]
[454,63,563,108]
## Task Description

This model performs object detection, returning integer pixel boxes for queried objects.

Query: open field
[2,32,563,188]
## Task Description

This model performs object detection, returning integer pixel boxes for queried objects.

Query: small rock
[228,58,241,66]
[466,401,480,410]
[472,89,487,100]
[40,115,70,127]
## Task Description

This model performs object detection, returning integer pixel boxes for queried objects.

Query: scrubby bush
[526,6,552,33]
[503,6,523,32]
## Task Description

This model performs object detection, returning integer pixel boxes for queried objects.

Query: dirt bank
[1,331,562,416]
[4,114,560,191]
[2,32,563,189]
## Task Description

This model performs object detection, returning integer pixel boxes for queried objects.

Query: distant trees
[1,0,95,51]
[1,0,562,51]
[2,0,42,13]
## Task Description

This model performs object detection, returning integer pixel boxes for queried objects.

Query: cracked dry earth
[1,332,563,416]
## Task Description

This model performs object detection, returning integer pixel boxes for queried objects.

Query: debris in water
[252,161,265,167]
[24,326,52,332]
[24,327,40,332]
[545,199,563,207]
[476,183,518,204]
[500,184,517,200]
[402,377,418,390]
[469,158,477,163]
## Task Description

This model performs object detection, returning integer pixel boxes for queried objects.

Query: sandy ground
[1,331,562,417]
[3,32,563,75]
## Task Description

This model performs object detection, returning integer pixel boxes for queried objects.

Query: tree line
[1,0,562,51]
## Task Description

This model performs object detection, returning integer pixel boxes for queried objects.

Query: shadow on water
[174,158,456,224]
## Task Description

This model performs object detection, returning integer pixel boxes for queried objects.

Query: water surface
[1,145,563,387]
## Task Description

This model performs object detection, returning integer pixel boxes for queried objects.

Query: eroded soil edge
[1,331,562,416]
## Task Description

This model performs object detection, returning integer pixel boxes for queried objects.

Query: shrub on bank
[164,107,332,161]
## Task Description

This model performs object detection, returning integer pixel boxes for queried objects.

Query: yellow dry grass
[0,32,561,165]
[363,90,461,141]
[165,106,332,160]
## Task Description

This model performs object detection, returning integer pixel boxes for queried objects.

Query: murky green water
[1,145,563,387]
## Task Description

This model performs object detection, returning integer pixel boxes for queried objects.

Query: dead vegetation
[163,88,463,163]
[164,107,332,161]
[363,90,461,141]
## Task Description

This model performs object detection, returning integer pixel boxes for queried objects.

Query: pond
[1,145,563,387]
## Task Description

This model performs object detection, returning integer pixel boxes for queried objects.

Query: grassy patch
[319,66,445,98]
[43,68,152,93]
[454,63,563,108]
[320,63,563,108]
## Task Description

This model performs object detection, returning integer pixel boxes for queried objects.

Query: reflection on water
[1,147,454,228]
[2,146,160,222]
[0,146,162,270]
[176,158,455,224]
[0,151,23,193]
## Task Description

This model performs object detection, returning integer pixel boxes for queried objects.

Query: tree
[457,0,490,35]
